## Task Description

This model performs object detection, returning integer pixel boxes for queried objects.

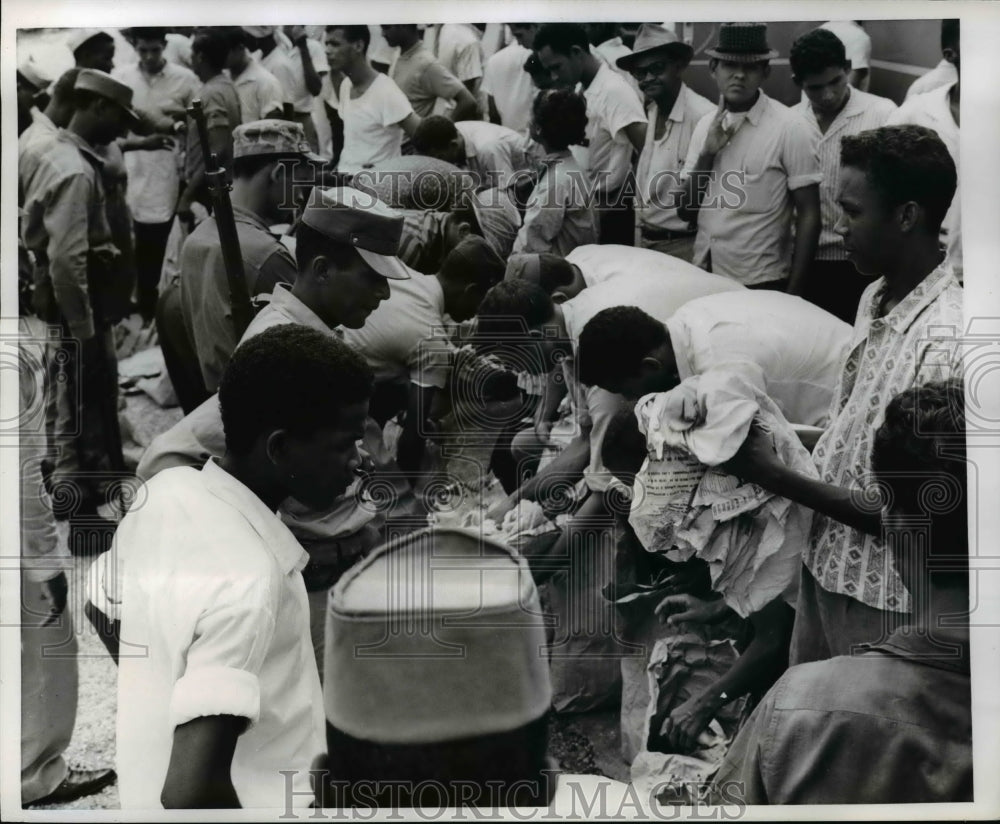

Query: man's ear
[310,253,330,282]
[639,355,662,375]
[942,47,958,66]
[897,201,921,234]
[456,220,472,238]
[264,429,288,467]
[551,290,569,304]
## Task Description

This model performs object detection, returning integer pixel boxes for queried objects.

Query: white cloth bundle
[628,371,818,618]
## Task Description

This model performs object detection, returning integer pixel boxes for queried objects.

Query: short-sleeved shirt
[636,84,716,234]
[113,459,324,809]
[665,290,851,427]
[178,206,297,392]
[20,129,114,340]
[682,91,822,285]
[258,43,299,110]
[887,84,961,271]
[579,62,646,196]
[336,73,413,175]
[341,272,456,389]
[456,120,535,188]
[18,109,59,200]
[114,61,200,223]
[390,41,468,119]
[513,150,598,256]
[592,36,642,98]
[184,72,241,182]
[425,24,483,83]
[559,270,744,492]
[792,88,896,260]
[276,32,330,112]
[805,265,964,612]
[819,21,872,71]
[711,626,972,804]
[481,42,534,135]
[396,209,452,275]
[231,58,286,123]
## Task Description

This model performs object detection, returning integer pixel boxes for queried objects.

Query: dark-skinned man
[533,23,646,247]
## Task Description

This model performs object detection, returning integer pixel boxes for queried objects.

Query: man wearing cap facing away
[675,23,822,294]
[178,119,324,399]
[97,187,410,669]
[620,24,714,262]
[110,324,373,809]
[21,68,140,516]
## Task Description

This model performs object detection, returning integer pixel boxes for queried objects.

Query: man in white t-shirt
[274,26,329,151]
[534,23,647,246]
[819,21,872,91]
[325,26,420,176]
[481,23,536,135]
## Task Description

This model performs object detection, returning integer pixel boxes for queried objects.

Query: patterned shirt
[793,88,896,260]
[512,150,598,256]
[804,265,964,612]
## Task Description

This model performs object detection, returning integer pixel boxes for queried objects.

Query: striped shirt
[793,88,896,261]
[804,264,964,612]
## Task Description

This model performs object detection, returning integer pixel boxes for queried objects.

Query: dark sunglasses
[628,60,669,80]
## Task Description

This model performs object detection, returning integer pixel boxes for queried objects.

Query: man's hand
[287,25,309,46]
[487,493,518,524]
[702,96,737,158]
[40,572,69,626]
[655,593,730,626]
[660,695,716,754]
[722,424,783,486]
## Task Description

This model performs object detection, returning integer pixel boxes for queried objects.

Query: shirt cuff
[170,665,261,729]
[787,173,823,190]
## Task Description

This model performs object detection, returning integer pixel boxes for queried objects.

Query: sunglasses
[628,60,670,80]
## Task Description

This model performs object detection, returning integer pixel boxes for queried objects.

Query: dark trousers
[598,196,636,246]
[803,259,871,324]
[746,278,789,291]
[52,325,125,503]
[155,279,210,414]
[133,220,174,322]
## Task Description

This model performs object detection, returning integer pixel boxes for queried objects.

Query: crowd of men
[16,18,971,812]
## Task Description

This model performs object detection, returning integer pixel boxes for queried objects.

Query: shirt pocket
[738,167,785,215]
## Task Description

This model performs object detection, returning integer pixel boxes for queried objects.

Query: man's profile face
[136,38,166,74]
[381,25,414,49]
[835,165,894,277]
[800,65,851,116]
[536,45,581,89]
[509,24,536,50]
[324,28,353,72]
[93,100,130,145]
[281,400,369,509]
[711,59,767,107]
[322,251,392,329]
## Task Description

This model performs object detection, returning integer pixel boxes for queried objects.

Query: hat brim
[616,42,693,70]
[705,48,779,62]
[357,247,411,280]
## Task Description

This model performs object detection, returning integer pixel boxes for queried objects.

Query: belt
[640,225,697,241]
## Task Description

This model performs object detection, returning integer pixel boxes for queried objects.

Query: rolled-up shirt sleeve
[782,115,822,190]
[169,577,276,729]
[45,173,95,340]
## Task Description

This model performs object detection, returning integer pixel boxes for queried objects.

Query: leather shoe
[24,768,117,807]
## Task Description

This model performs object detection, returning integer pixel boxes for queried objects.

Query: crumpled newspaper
[629,372,817,618]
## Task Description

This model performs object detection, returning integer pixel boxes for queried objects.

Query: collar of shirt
[741,89,770,127]
[259,283,332,334]
[599,36,624,50]
[231,58,267,86]
[30,108,56,131]
[231,204,278,236]
[399,41,425,61]
[862,264,958,335]
[584,59,613,94]
[58,128,106,168]
[200,458,308,574]
[802,86,867,134]
[857,624,970,675]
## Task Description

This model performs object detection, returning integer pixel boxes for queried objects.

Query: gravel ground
[29,335,629,811]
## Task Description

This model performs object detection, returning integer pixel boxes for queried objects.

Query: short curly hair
[578,306,669,390]
[219,324,374,456]
[840,125,957,234]
[532,88,588,151]
[872,378,967,565]
[789,28,848,81]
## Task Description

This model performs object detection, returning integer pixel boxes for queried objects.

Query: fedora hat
[705,22,779,63]
[616,23,693,70]
[74,68,140,123]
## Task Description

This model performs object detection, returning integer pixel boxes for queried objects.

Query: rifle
[186,99,253,336]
